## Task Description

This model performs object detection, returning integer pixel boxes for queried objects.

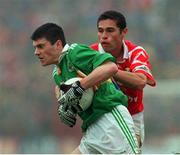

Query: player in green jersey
[31,23,139,154]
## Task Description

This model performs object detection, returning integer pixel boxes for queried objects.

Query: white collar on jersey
[98,43,105,53]
[62,43,69,52]
[58,43,69,63]
[98,40,129,59]
[122,40,129,59]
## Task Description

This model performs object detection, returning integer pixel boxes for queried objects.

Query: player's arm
[58,61,117,106]
[113,70,147,89]
[80,61,118,89]
[114,47,155,89]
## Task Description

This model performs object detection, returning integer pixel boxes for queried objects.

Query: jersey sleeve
[129,47,156,86]
[68,43,115,75]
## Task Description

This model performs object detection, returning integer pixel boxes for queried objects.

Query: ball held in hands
[58,77,94,112]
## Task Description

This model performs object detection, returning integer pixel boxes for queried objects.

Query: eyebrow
[33,41,46,46]
[98,27,116,31]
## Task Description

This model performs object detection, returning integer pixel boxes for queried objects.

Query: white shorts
[79,105,139,154]
[132,111,145,145]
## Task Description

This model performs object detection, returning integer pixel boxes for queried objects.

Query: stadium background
[0,0,179,153]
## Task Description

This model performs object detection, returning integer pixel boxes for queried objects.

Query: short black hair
[31,23,66,46]
[97,10,127,30]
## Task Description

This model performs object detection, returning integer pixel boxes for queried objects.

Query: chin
[103,46,113,53]
[103,47,110,52]
[102,44,109,49]
[42,62,54,66]
[43,64,51,66]
[41,62,48,66]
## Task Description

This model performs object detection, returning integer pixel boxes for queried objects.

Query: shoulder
[69,43,92,52]
[125,40,149,59]
[125,40,137,50]
[68,43,80,50]
[68,43,88,58]
[68,43,103,64]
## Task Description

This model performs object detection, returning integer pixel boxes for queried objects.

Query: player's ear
[55,40,63,49]
[121,27,128,37]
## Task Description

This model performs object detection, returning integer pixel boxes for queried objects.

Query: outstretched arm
[113,70,147,89]
[80,61,118,89]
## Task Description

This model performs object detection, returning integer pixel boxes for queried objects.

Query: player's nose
[34,48,40,55]
[101,32,108,40]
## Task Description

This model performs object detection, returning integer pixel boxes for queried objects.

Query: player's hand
[58,81,85,112]
[58,104,77,127]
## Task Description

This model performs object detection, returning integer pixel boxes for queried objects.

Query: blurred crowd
[0,0,179,153]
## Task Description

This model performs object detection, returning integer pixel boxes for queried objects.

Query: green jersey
[53,43,128,131]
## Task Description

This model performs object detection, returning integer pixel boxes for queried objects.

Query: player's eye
[106,28,115,33]
[37,44,44,49]
[98,28,104,33]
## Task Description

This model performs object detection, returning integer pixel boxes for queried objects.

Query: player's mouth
[39,57,44,62]
[101,42,110,48]
[39,57,43,60]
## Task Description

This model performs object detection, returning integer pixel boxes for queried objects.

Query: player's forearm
[80,61,118,89]
[113,70,147,89]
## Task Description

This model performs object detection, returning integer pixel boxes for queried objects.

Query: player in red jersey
[90,10,156,149]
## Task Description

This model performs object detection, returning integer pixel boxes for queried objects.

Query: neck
[111,45,124,58]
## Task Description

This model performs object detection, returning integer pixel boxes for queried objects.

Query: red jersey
[90,40,156,115]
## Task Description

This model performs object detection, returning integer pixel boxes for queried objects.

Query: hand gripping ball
[64,77,94,111]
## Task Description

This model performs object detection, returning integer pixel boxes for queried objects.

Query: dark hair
[97,10,127,30]
[31,23,66,46]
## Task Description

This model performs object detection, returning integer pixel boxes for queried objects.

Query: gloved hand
[58,81,85,112]
[58,104,77,127]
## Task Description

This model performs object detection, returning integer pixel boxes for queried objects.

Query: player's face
[33,38,61,66]
[97,19,127,54]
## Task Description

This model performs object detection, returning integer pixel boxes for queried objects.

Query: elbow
[136,79,147,89]
[137,83,146,89]
[135,73,147,89]
[111,63,118,75]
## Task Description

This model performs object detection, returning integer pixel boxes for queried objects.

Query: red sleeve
[129,47,156,86]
